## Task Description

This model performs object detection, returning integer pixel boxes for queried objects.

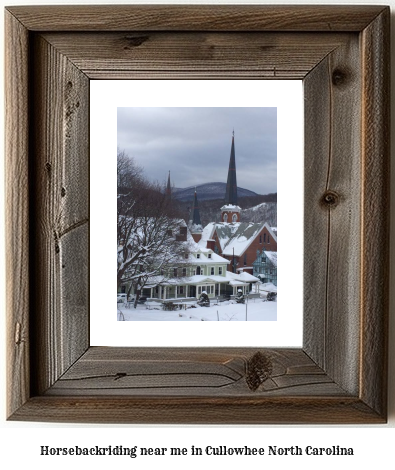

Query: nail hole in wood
[61,187,66,197]
[45,162,51,172]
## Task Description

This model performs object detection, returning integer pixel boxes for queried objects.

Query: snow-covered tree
[117,151,190,307]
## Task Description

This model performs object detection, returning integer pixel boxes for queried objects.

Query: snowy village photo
[117,107,277,321]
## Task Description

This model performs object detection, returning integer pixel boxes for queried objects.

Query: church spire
[224,131,238,205]
[165,170,171,199]
[190,187,203,242]
[190,187,202,226]
[221,131,241,223]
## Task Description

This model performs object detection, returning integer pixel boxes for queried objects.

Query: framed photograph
[90,79,304,348]
[5,5,389,423]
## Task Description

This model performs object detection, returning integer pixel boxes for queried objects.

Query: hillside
[172,182,258,201]
[240,201,277,226]
[177,194,277,227]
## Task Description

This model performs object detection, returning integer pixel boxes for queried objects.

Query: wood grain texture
[46,347,344,397]
[5,10,30,418]
[5,5,386,32]
[42,32,349,80]
[304,36,362,395]
[9,396,384,425]
[29,35,90,395]
[5,5,389,424]
[360,9,390,418]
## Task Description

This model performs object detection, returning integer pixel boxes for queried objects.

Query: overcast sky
[117,107,276,195]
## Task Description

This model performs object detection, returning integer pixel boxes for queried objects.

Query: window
[264,233,266,243]
[198,286,202,295]
[196,266,201,275]
[173,268,178,277]
[223,213,228,222]
[211,267,214,275]
[196,253,200,259]
[219,267,222,275]
[208,253,211,259]
[179,286,184,295]
[259,235,262,244]
[232,214,237,222]
[182,268,186,276]
[244,253,247,265]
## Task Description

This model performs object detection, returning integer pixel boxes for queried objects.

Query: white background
[1,0,394,469]
[90,79,303,347]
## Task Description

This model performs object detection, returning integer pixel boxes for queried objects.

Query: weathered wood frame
[5,5,389,424]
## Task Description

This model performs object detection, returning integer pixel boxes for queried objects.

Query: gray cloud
[117,107,277,195]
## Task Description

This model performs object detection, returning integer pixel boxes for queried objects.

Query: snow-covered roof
[221,204,241,211]
[228,271,260,283]
[199,221,276,257]
[190,223,203,233]
[187,251,230,265]
[199,222,240,251]
[162,270,252,287]
[198,222,216,247]
[221,222,265,256]
[228,280,248,286]
[267,225,277,242]
[264,251,277,267]
[184,275,230,284]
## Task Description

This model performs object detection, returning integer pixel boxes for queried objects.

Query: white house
[125,232,260,302]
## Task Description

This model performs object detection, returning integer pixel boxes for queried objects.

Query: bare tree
[117,149,143,188]
[117,151,190,308]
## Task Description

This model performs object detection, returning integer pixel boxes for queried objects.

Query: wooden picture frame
[5,5,389,424]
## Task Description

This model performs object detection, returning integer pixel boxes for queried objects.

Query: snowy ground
[118,296,277,322]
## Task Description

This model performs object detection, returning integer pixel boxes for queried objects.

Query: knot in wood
[124,35,150,48]
[332,68,348,87]
[246,351,273,391]
[321,190,340,208]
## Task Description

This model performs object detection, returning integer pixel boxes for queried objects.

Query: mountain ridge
[172,182,259,201]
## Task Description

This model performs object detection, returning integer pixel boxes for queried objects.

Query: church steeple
[190,188,202,227]
[165,170,171,199]
[221,131,241,223]
[224,130,238,205]
[190,187,203,242]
